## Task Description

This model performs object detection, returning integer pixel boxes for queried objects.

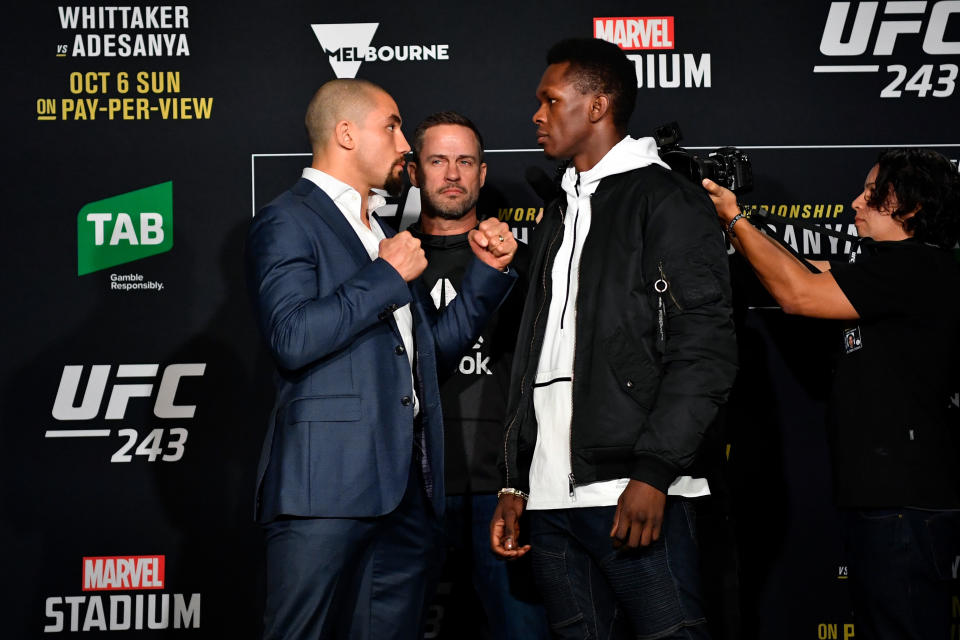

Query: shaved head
[305,79,385,151]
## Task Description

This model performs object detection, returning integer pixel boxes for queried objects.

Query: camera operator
[703,148,960,640]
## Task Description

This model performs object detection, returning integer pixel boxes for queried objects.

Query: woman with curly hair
[704,149,960,640]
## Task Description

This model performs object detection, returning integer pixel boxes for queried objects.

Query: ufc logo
[52,364,206,420]
[820,1,960,56]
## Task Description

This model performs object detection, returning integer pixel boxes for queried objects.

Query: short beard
[422,192,479,221]
[383,170,404,197]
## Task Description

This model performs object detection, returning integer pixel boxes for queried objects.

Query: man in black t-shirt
[405,111,548,640]
[704,149,960,639]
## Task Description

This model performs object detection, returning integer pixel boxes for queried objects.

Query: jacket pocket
[602,327,660,409]
[657,249,725,311]
[286,395,362,423]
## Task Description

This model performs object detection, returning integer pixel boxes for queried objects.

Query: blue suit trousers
[262,462,443,640]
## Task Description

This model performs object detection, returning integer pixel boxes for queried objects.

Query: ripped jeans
[527,499,710,640]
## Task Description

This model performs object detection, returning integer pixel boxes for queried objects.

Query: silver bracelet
[727,211,749,238]
[497,487,529,501]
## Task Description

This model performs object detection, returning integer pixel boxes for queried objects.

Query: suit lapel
[295,181,411,341]
[295,178,371,269]
[371,211,396,239]
[371,211,407,341]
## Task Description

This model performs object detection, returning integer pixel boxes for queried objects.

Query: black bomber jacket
[500,165,738,494]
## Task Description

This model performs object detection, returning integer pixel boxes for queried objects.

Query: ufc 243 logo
[53,363,205,420]
[816,2,960,98]
[49,363,205,464]
[820,1,960,56]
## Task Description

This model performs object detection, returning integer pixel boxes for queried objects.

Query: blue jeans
[842,508,960,640]
[527,499,710,640]
[444,493,551,640]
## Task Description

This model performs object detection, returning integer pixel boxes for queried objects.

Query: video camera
[654,122,753,194]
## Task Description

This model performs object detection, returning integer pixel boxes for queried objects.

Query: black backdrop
[3,1,958,638]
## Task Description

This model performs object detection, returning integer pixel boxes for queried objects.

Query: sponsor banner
[83,556,165,591]
[311,22,451,79]
[815,0,960,99]
[44,554,200,633]
[57,6,191,57]
[47,362,205,463]
[6,3,960,639]
[595,15,711,88]
[77,182,173,277]
[594,16,675,50]
[37,5,214,122]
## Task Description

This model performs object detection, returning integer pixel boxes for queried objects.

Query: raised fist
[468,218,517,271]
[379,231,427,282]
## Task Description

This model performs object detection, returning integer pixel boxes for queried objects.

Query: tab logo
[83,556,165,591]
[594,17,675,50]
[78,182,173,275]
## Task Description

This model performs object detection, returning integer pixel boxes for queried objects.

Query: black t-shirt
[409,223,529,494]
[828,239,960,508]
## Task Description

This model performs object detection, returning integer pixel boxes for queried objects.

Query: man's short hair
[546,38,637,133]
[304,79,384,150]
[871,148,960,249]
[411,111,485,163]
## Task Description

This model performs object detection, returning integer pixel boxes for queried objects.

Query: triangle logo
[429,278,459,310]
[310,23,379,79]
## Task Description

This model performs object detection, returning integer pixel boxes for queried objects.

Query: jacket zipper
[657,261,683,311]
[654,260,683,351]
[559,172,580,331]
[568,186,584,498]
[503,202,566,488]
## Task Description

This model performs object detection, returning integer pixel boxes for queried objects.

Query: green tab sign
[77,182,173,275]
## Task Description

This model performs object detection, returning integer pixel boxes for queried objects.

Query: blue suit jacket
[246,178,516,522]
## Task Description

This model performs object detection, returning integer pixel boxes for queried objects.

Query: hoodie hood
[561,136,669,198]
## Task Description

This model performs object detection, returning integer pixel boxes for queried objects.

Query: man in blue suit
[245,79,518,639]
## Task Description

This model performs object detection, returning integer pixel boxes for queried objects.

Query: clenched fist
[468,218,517,272]
[379,231,427,282]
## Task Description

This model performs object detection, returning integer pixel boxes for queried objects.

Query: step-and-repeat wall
[3,1,957,638]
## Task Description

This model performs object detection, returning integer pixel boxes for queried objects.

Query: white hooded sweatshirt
[526,136,709,510]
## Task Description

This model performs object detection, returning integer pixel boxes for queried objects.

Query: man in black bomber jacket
[489,38,737,639]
